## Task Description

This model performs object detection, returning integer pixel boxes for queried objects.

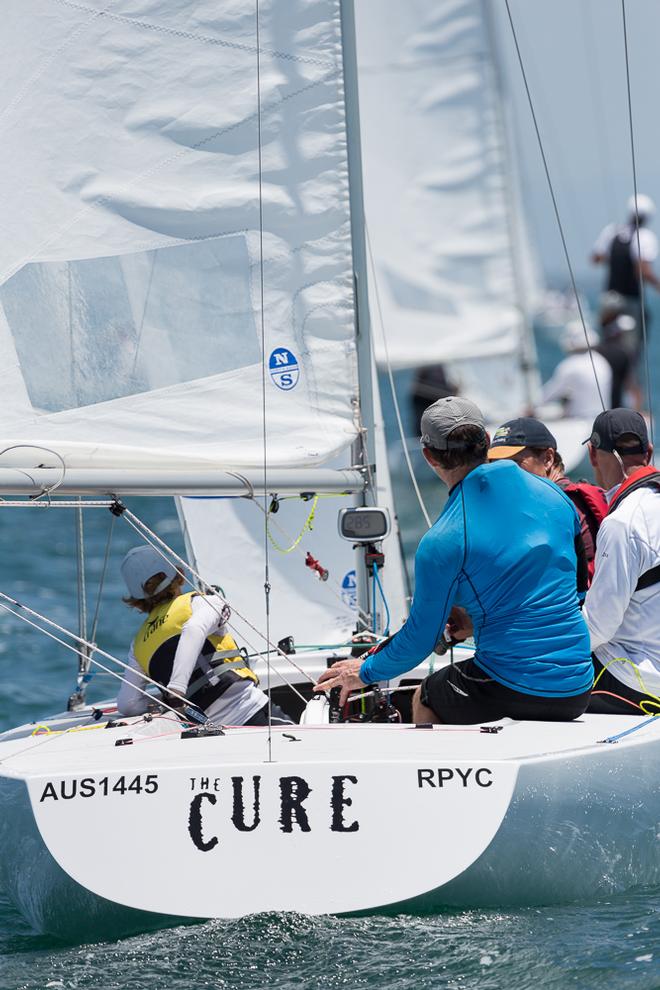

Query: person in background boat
[410,364,458,430]
[487,417,607,585]
[595,292,636,409]
[314,397,593,724]
[537,321,612,420]
[116,546,292,726]
[592,194,659,407]
[582,410,660,715]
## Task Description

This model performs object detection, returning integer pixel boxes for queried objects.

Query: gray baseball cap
[420,396,486,450]
[121,546,178,599]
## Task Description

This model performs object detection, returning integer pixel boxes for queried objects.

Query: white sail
[355,0,542,418]
[175,0,409,644]
[0,0,360,471]
[178,352,409,648]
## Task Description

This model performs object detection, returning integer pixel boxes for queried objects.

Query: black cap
[488,417,557,459]
[585,408,649,454]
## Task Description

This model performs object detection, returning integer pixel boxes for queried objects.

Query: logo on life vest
[341,569,357,609]
[269,348,300,391]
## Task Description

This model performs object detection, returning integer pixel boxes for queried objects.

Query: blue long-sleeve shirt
[360,461,592,697]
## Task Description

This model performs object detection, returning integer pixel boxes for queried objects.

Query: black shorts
[244,702,293,727]
[420,658,591,725]
[588,655,647,714]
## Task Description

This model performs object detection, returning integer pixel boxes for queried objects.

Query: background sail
[0,1,359,470]
[355,0,542,418]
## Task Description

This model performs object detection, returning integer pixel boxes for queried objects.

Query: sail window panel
[0,237,259,413]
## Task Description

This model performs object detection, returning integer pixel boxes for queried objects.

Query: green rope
[266,495,319,554]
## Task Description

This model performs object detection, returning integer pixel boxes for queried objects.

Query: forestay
[355,0,541,418]
[0,1,359,472]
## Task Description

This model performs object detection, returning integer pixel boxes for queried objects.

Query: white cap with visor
[121,546,178,600]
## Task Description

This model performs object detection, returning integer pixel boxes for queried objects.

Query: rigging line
[121,511,317,689]
[0,444,67,497]
[89,513,115,647]
[251,497,372,625]
[0,591,198,714]
[75,500,89,679]
[266,495,318,553]
[0,500,116,509]
[504,0,606,414]
[0,600,204,729]
[256,0,273,761]
[621,0,655,445]
[364,223,432,530]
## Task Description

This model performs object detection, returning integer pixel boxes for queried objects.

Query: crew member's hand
[446,606,473,642]
[162,690,187,710]
[313,658,365,706]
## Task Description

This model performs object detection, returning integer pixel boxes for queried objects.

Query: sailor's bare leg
[412,686,442,724]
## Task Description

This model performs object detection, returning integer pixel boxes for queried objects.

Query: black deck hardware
[109,499,126,517]
[282,733,301,742]
[414,723,434,729]
[105,719,128,729]
[115,737,133,746]
[181,725,225,739]
[480,725,503,734]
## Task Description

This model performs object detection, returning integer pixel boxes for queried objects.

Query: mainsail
[355,0,542,419]
[0,1,361,472]
[0,1,408,641]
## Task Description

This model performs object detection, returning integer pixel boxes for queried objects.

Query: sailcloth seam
[51,0,338,68]
[0,0,117,132]
[0,71,339,285]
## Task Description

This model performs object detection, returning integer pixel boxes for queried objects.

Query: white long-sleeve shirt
[584,486,660,695]
[117,595,267,725]
[540,351,612,420]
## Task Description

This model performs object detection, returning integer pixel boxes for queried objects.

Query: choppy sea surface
[1,312,660,989]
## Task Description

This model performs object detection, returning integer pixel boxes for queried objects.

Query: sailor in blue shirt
[315,397,593,724]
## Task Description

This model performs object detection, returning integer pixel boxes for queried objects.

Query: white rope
[0,500,116,509]
[0,597,200,725]
[364,224,432,529]
[75,500,90,688]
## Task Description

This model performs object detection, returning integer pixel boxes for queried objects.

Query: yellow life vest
[133,592,258,709]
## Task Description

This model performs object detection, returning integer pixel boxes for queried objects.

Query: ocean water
[1,315,660,988]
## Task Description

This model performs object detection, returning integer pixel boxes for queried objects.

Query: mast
[340,0,379,629]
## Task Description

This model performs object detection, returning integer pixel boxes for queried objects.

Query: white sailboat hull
[1,707,658,938]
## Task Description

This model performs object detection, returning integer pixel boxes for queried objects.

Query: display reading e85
[338,508,390,543]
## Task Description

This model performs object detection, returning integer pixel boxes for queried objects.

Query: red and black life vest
[559,480,608,583]
[607,466,660,591]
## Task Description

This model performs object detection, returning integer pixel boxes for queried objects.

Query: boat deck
[0,706,655,779]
